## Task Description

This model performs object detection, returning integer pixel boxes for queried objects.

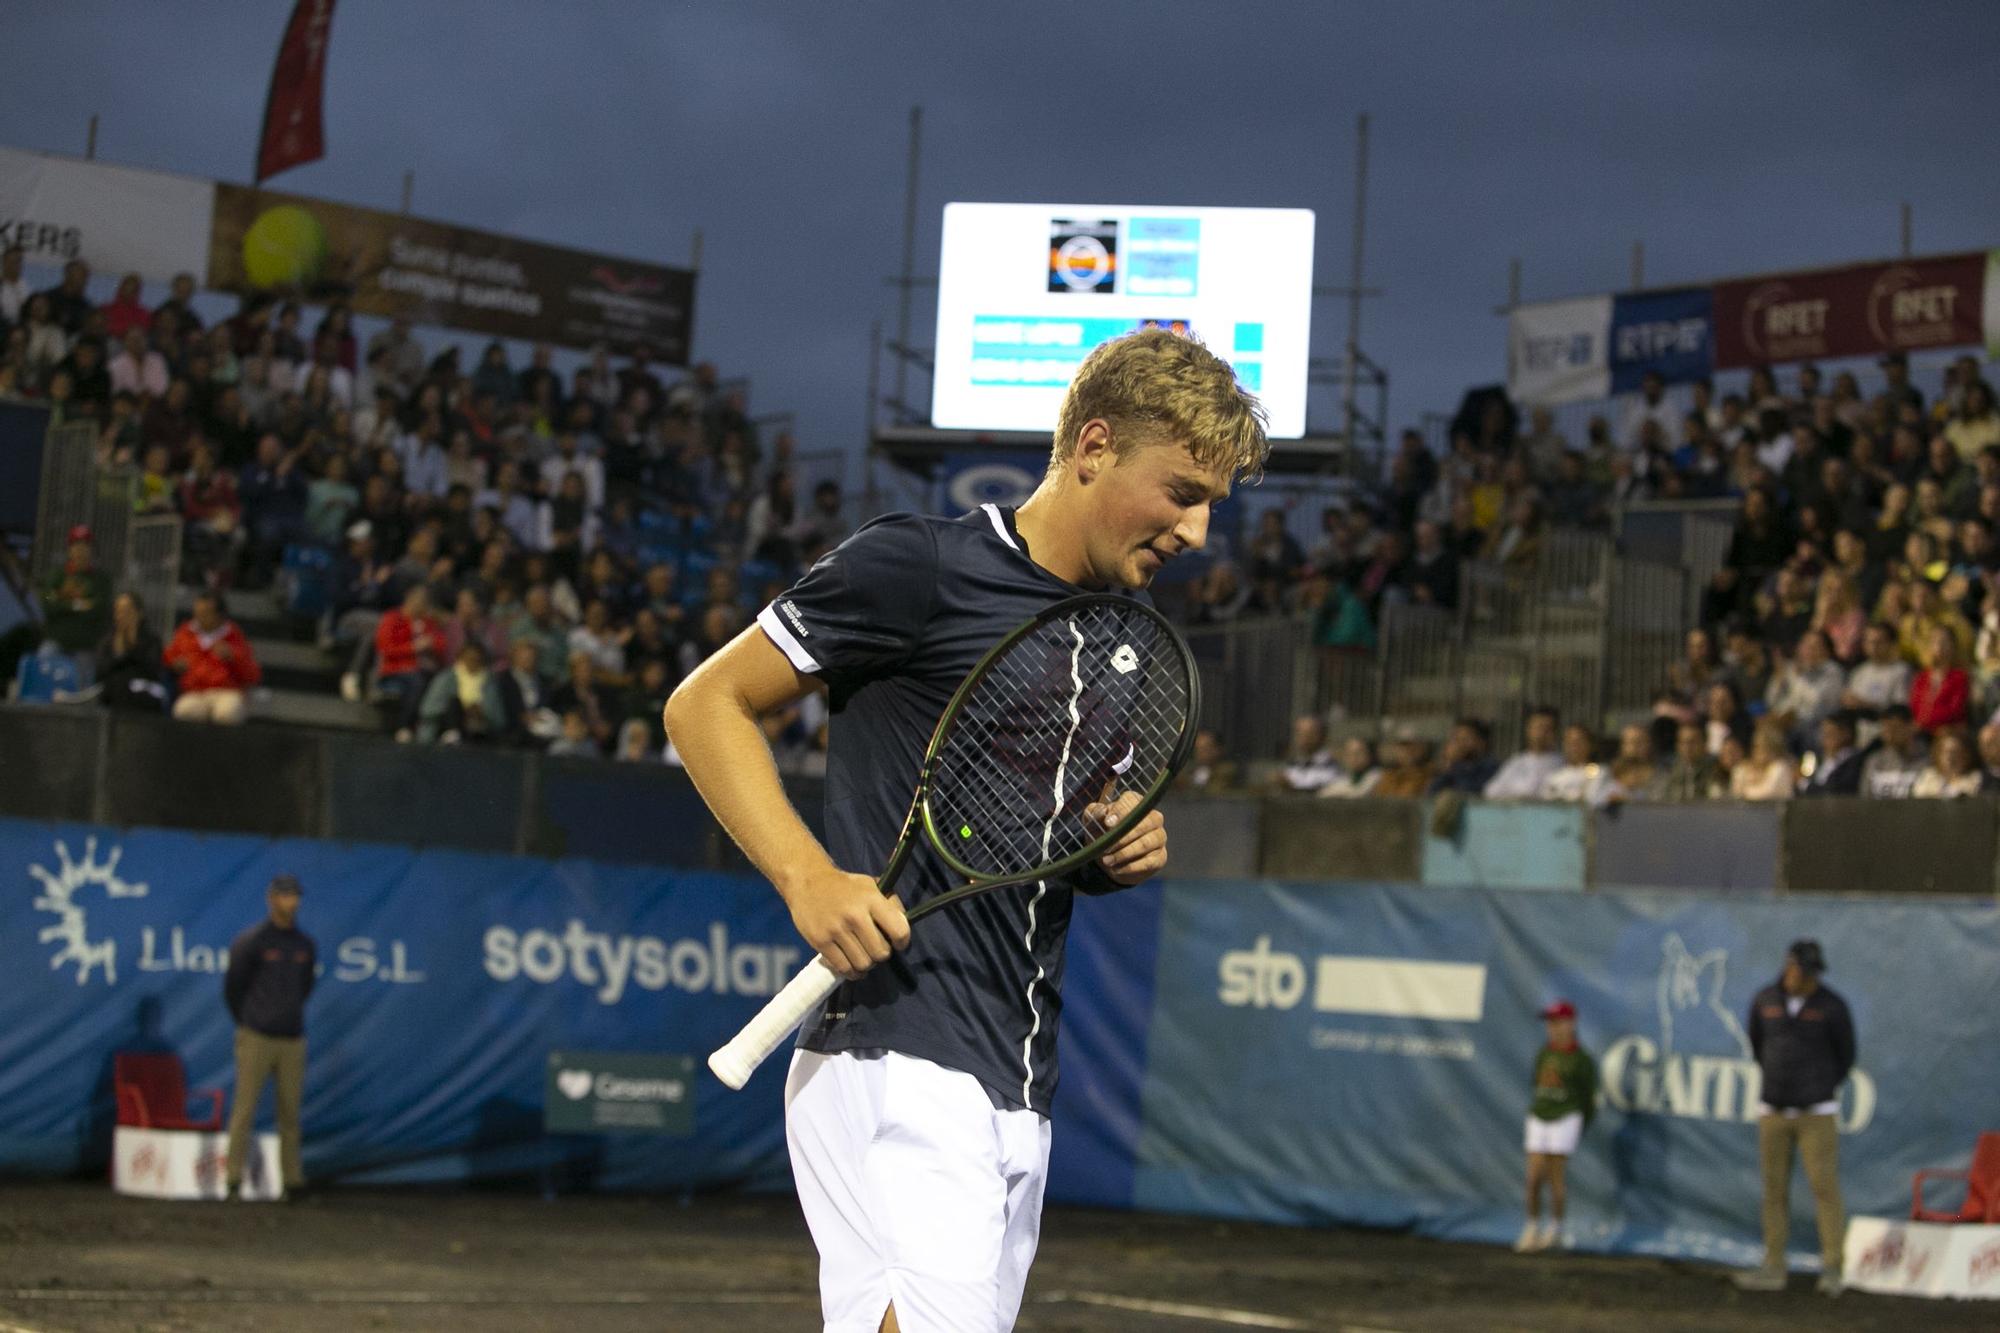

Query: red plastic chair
[1911,1131,2000,1223]
[113,1053,224,1131]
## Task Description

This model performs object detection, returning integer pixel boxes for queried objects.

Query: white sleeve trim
[756,603,822,674]
[980,502,1021,551]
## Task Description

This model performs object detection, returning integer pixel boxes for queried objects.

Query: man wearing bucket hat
[1733,939,1856,1296]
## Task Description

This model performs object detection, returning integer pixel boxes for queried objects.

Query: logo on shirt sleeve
[780,600,811,637]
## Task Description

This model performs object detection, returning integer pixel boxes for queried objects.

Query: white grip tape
[707,955,841,1090]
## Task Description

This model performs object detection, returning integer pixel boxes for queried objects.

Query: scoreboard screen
[930,203,1315,438]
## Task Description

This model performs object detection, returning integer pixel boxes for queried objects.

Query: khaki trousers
[1758,1112,1844,1274]
[226,1027,306,1189]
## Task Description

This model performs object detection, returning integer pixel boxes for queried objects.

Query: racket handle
[707,955,841,1090]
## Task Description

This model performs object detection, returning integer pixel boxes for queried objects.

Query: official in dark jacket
[1797,713,1866,798]
[222,874,316,1198]
[1733,939,1855,1295]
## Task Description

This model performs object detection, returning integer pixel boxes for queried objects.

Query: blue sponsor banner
[0,818,798,1189]
[936,454,1040,515]
[1611,288,1714,393]
[1132,880,2000,1265]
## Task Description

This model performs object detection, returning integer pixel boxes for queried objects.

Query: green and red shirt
[1531,1043,1598,1123]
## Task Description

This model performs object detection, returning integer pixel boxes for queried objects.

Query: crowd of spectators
[12,241,2000,793]
[1641,349,2000,800]
[1171,347,2000,804]
[1,247,844,765]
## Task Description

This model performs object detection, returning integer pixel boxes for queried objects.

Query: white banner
[1986,250,2000,359]
[1844,1216,2000,1301]
[0,145,214,280]
[1507,295,1612,406]
[111,1125,282,1201]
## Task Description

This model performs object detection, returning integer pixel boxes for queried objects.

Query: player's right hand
[785,870,910,980]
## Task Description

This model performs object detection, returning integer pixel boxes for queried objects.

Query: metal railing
[1177,522,1693,758]
[29,418,183,644]
[1602,558,1690,718]
[125,516,183,644]
[29,421,105,582]
[1183,615,1319,765]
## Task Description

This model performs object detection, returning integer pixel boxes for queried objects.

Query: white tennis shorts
[1524,1111,1584,1156]
[785,1048,1051,1333]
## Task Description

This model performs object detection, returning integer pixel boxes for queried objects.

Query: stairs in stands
[177,586,381,732]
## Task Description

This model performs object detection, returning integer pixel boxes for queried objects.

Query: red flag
[255,0,337,183]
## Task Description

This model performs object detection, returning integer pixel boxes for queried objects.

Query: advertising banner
[544,1050,695,1136]
[0,819,794,1189]
[1843,1217,2000,1300]
[1506,296,1611,405]
[1988,250,2000,358]
[1131,881,2000,1264]
[0,145,214,277]
[1712,252,1987,368]
[112,1126,281,1200]
[936,454,1040,515]
[207,183,695,360]
[1609,288,1713,393]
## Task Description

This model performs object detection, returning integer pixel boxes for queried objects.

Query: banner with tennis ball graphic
[209,182,696,361]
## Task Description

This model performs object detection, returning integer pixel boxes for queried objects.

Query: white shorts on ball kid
[1524,1111,1584,1156]
[785,1047,1051,1333]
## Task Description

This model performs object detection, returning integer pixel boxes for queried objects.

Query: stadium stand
[5,246,1998,813]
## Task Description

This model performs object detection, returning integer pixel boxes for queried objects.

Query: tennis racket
[708,591,1200,1090]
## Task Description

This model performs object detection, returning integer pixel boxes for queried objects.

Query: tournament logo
[1867,263,1965,350]
[1048,218,1118,294]
[1740,280,1831,362]
[30,837,149,985]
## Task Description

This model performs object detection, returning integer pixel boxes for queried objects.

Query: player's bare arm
[663,628,909,979]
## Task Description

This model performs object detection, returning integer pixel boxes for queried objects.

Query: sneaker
[340,672,361,702]
[223,1183,241,1202]
[1541,1222,1567,1252]
[1732,1265,1787,1292]
[1513,1221,1540,1253]
[1816,1273,1843,1298]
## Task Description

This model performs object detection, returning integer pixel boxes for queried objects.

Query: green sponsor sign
[544,1050,695,1135]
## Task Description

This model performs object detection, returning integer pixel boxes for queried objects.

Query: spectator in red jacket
[164,590,261,725]
[1910,623,1970,733]
[374,582,441,739]
[101,273,152,340]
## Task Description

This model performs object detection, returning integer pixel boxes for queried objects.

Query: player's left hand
[1084,790,1167,886]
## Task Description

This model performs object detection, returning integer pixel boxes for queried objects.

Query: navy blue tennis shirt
[756,503,1135,1114]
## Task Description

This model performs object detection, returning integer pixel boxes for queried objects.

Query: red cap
[1540,1000,1576,1020]
[67,524,93,545]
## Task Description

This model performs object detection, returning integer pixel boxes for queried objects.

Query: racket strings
[926,604,1192,880]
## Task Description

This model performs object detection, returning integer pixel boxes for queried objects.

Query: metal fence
[125,515,183,643]
[29,417,182,643]
[1618,499,1735,625]
[1178,520,1699,757]
[1603,558,1690,719]
[28,421,106,582]
[1183,615,1318,764]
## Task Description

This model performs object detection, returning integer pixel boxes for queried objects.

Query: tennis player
[665,328,1267,1332]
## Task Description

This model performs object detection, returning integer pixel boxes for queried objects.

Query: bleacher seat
[11,644,84,702]
[275,543,334,619]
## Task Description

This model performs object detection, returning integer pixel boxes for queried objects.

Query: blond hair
[1052,327,1269,482]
